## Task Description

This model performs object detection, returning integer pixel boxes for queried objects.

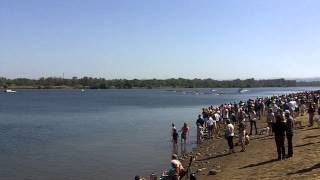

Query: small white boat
[239,89,249,93]
[4,89,16,93]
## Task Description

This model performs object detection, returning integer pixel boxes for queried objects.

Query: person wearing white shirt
[225,120,235,153]
[207,116,214,138]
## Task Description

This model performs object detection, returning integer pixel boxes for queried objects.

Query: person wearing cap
[285,110,294,158]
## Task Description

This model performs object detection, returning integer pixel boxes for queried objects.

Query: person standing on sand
[299,99,306,116]
[238,121,247,152]
[249,110,258,135]
[196,115,204,127]
[214,110,221,137]
[308,103,316,127]
[180,123,189,144]
[273,114,287,160]
[285,110,294,158]
[207,115,214,138]
[225,120,235,153]
[267,108,275,135]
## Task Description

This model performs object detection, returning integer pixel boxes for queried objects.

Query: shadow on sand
[294,142,315,148]
[251,136,273,141]
[303,135,320,139]
[301,127,319,131]
[196,153,230,162]
[294,141,320,148]
[239,159,278,169]
[287,163,320,175]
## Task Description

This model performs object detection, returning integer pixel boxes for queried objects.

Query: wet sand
[180,114,320,180]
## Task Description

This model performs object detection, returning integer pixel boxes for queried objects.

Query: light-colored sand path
[181,115,320,180]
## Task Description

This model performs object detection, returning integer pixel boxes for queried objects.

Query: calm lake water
[0,87,319,180]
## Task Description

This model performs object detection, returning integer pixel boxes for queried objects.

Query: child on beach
[238,121,247,152]
[245,133,250,145]
[266,108,275,135]
[196,123,204,144]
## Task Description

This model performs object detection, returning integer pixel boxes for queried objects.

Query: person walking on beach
[285,110,294,158]
[225,120,235,153]
[180,123,189,144]
[249,110,258,135]
[273,114,287,160]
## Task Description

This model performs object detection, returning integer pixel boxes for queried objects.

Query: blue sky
[1,0,320,80]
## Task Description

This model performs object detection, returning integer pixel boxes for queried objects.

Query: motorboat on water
[239,88,249,93]
[4,89,16,93]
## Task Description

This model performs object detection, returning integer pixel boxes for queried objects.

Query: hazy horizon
[2,76,320,82]
[1,0,320,79]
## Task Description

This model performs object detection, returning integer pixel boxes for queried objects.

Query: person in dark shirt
[285,110,294,158]
[196,115,204,127]
[273,114,287,160]
[308,103,316,127]
[172,129,178,144]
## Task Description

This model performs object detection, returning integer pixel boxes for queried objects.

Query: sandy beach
[179,114,320,180]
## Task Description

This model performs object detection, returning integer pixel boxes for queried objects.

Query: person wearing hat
[285,110,294,158]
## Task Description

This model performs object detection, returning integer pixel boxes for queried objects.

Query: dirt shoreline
[179,114,320,180]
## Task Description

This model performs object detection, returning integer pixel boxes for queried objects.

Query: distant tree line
[0,77,317,89]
